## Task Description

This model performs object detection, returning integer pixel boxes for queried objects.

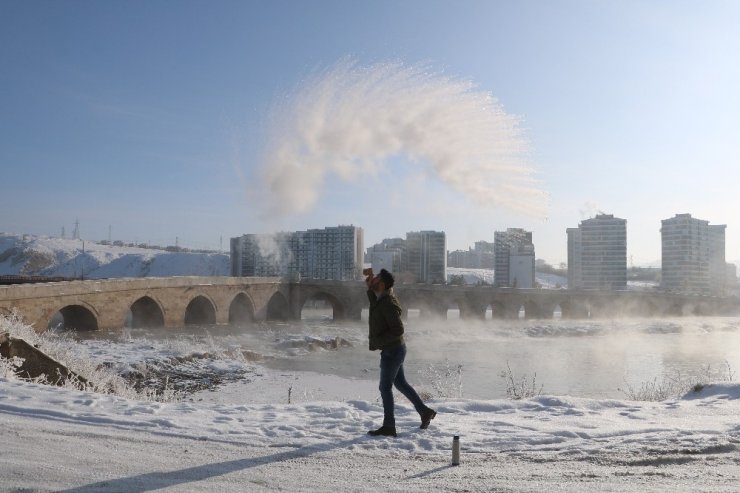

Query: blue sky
[2,0,739,265]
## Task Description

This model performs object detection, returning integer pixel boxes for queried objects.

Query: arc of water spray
[259,59,546,217]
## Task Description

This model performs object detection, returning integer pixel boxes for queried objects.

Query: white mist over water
[258,59,546,218]
[71,314,740,401]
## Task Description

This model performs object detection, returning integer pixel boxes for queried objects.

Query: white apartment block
[366,238,405,274]
[369,251,397,273]
[230,232,292,277]
[405,231,447,284]
[566,227,582,289]
[447,241,495,269]
[494,228,534,288]
[231,225,364,281]
[509,247,535,289]
[709,224,727,295]
[661,214,726,295]
[567,214,626,290]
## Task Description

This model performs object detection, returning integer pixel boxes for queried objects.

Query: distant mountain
[0,233,229,279]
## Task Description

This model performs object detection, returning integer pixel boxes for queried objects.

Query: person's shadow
[58,436,367,493]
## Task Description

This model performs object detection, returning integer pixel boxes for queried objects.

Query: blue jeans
[379,344,427,428]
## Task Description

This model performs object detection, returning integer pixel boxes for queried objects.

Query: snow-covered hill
[0,233,229,279]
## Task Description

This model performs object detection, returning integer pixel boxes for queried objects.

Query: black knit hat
[378,269,395,289]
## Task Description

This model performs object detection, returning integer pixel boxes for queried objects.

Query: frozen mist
[258,59,546,217]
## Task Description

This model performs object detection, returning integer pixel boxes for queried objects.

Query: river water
[74,310,740,401]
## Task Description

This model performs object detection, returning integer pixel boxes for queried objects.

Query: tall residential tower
[405,231,447,284]
[661,213,726,295]
[567,214,627,290]
[494,228,535,288]
[231,225,364,281]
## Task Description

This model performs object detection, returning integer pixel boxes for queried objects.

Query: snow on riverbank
[2,372,740,491]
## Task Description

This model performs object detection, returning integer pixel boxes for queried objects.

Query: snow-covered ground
[3,375,740,491]
[2,316,740,491]
[0,232,229,278]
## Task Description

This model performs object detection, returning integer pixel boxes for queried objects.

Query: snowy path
[2,379,740,492]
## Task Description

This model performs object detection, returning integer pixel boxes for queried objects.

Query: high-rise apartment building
[509,244,536,288]
[566,227,582,290]
[366,237,405,274]
[494,228,534,288]
[231,225,364,281]
[447,249,468,269]
[709,224,727,296]
[405,231,447,284]
[567,214,626,290]
[727,264,738,290]
[447,241,495,269]
[661,214,726,295]
[230,232,292,277]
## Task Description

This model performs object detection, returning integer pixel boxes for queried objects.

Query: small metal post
[452,435,460,466]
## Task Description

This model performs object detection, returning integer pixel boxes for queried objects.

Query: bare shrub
[0,312,182,402]
[0,354,24,379]
[500,361,543,400]
[620,376,684,402]
[419,359,463,400]
[621,361,735,401]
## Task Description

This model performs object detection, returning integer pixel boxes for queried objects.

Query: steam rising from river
[65,314,740,400]
[259,60,545,216]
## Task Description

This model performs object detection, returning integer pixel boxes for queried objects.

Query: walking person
[365,268,436,437]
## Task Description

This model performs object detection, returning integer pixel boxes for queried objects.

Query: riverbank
[2,375,739,492]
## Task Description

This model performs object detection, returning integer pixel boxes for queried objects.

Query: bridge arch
[266,292,291,321]
[184,295,217,325]
[521,300,542,319]
[229,292,255,324]
[445,300,464,320]
[686,301,712,316]
[128,296,165,328]
[48,303,99,331]
[537,300,569,319]
[417,298,448,319]
[558,300,589,319]
[631,298,661,317]
[552,303,563,318]
[300,291,345,321]
[484,301,506,319]
[588,298,621,318]
[661,301,684,317]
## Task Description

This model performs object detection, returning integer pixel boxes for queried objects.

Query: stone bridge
[0,277,285,332]
[392,284,740,320]
[0,277,738,332]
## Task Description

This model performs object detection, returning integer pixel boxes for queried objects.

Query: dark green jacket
[367,288,405,351]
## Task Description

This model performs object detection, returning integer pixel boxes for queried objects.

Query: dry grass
[0,311,181,402]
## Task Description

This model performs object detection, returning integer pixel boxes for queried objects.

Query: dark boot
[419,408,437,429]
[368,426,397,437]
